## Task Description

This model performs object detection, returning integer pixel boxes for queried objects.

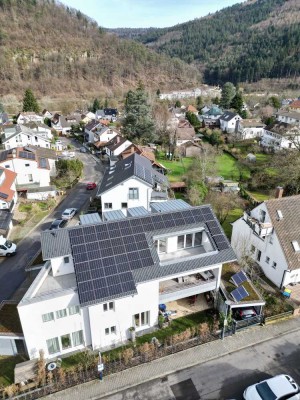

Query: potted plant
[129,326,136,342]
[158,314,165,328]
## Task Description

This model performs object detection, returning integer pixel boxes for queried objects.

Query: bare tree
[185,143,218,185]
[205,192,242,224]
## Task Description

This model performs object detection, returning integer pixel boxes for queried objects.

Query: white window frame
[46,337,60,355]
[72,330,84,347]
[128,187,139,200]
[68,305,80,315]
[105,326,116,335]
[104,203,112,209]
[103,302,114,312]
[42,312,54,323]
[133,311,150,328]
[56,309,67,319]
[61,334,72,350]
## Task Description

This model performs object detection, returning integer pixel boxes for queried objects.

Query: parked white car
[243,374,300,400]
[0,236,17,256]
[61,208,78,220]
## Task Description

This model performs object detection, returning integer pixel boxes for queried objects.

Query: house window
[42,312,54,323]
[35,136,38,142]
[265,256,270,264]
[25,164,30,167]
[121,202,128,209]
[4,165,9,168]
[259,210,266,223]
[251,245,256,254]
[176,232,203,250]
[155,238,166,254]
[68,305,80,315]
[133,311,150,328]
[272,262,277,269]
[104,203,112,209]
[269,236,273,244]
[28,174,33,182]
[46,337,60,355]
[129,188,139,200]
[103,302,114,312]
[72,330,84,346]
[61,334,72,350]
[257,250,262,262]
[56,309,67,319]
[64,256,70,264]
[105,326,116,335]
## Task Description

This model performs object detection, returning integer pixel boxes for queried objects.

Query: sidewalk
[43,317,300,400]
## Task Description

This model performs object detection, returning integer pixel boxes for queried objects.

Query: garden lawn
[157,157,194,182]
[246,190,271,202]
[215,153,250,181]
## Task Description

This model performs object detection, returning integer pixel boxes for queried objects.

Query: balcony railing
[244,212,273,238]
[159,276,216,296]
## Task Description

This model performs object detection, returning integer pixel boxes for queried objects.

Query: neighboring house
[289,100,300,112]
[121,146,167,175]
[179,141,202,157]
[24,122,52,137]
[84,119,104,143]
[95,109,105,120]
[199,105,223,128]
[51,114,81,135]
[159,86,221,100]
[276,111,300,126]
[235,119,265,140]
[18,201,236,360]
[105,135,132,160]
[175,120,198,146]
[0,166,17,211]
[93,127,119,148]
[186,105,198,115]
[1,125,56,151]
[171,107,186,120]
[231,190,300,289]
[16,113,44,125]
[261,122,300,150]
[0,113,9,125]
[81,112,95,124]
[219,112,242,133]
[97,153,169,212]
[95,109,118,122]
[0,146,57,190]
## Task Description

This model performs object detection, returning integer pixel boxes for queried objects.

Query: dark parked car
[49,219,67,230]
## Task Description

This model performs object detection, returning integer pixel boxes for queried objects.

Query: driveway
[0,144,103,302]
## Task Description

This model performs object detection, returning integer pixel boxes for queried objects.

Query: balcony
[244,212,273,238]
[159,272,217,303]
[151,190,168,202]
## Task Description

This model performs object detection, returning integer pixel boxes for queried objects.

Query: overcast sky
[61,0,244,28]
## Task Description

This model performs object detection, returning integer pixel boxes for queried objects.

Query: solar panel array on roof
[127,207,149,217]
[69,206,230,306]
[19,151,35,160]
[231,285,249,302]
[231,271,247,286]
[102,209,126,221]
[0,192,8,200]
[39,158,47,168]
[150,200,191,213]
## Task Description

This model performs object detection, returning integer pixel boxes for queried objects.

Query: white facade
[159,86,221,100]
[17,114,44,124]
[231,203,300,288]
[261,128,300,150]
[3,128,53,151]
[276,112,300,126]
[106,140,132,157]
[101,177,153,212]
[220,114,242,133]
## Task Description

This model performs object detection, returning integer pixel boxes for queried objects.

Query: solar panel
[231,285,249,302]
[231,271,248,286]
[39,158,47,168]
[0,192,8,199]
[19,151,35,160]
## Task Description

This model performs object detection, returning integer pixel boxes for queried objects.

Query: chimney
[275,186,283,199]
[116,136,120,143]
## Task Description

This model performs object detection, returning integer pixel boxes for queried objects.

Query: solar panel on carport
[231,271,248,286]
[231,285,249,302]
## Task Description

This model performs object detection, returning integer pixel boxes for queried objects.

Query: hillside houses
[159,86,221,100]
[219,111,242,134]
[261,121,300,150]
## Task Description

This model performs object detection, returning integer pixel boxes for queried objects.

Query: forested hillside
[110,0,300,85]
[0,0,201,101]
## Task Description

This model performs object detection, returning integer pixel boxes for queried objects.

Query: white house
[97,153,169,213]
[1,125,56,151]
[231,189,300,289]
[219,112,242,133]
[198,105,223,128]
[159,86,221,101]
[18,202,236,360]
[0,167,17,211]
[0,146,57,193]
[16,112,44,125]
[276,111,300,127]
[261,122,300,150]
[84,119,104,143]
[235,119,265,140]
[51,114,81,135]
[105,136,132,159]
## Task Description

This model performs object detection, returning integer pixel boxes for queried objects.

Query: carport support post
[221,301,230,340]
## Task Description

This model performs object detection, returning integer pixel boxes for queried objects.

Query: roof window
[276,210,283,220]
[292,240,300,252]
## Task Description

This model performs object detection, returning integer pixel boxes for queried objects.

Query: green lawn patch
[157,156,194,182]
[18,203,32,213]
[0,355,28,386]
[215,153,250,181]
[221,207,244,240]
[247,190,271,202]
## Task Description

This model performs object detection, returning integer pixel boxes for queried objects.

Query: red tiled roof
[290,100,300,109]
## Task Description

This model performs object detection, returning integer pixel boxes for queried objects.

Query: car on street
[80,147,87,153]
[49,219,67,230]
[243,374,300,400]
[86,182,97,190]
[61,208,77,220]
[235,307,257,320]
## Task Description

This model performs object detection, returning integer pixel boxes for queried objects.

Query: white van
[0,236,17,256]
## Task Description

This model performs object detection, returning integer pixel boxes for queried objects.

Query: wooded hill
[109,0,300,86]
[0,0,201,101]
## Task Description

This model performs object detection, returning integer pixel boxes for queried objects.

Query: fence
[265,310,294,324]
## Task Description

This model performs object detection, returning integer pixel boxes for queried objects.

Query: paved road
[101,329,300,400]
[0,143,103,302]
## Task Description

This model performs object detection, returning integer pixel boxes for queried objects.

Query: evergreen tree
[175,100,181,108]
[269,96,280,109]
[22,89,40,113]
[122,86,155,144]
[92,98,100,113]
[196,96,203,110]
[104,98,108,108]
[230,92,244,114]
[220,82,236,109]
